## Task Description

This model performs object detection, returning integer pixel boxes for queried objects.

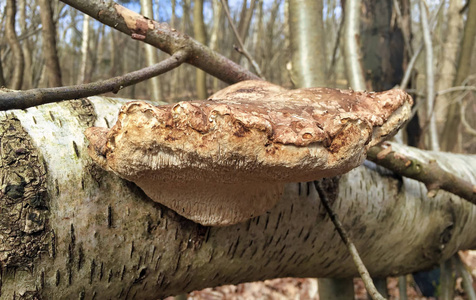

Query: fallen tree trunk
[1,96,475,299]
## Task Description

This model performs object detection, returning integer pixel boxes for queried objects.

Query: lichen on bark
[0,115,52,270]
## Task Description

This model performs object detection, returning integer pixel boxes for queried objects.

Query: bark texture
[361,0,405,91]
[1,95,475,299]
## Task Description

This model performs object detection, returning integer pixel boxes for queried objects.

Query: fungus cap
[85,80,413,226]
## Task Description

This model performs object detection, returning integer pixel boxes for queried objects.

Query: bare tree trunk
[19,0,32,89]
[441,0,476,152]
[343,0,366,90]
[5,0,24,89]
[288,0,327,87]
[78,14,90,84]
[209,0,224,93]
[170,0,178,100]
[194,0,208,99]
[109,30,117,77]
[420,0,439,151]
[361,0,405,91]
[141,0,162,101]
[88,24,106,82]
[0,60,5,87]
[39,0,63,87]
[0,96,475,299]
[434,0,463,126]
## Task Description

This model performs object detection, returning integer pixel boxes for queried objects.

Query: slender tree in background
[288,0,350,298]
[434,0,463,126]
[19,0,32,89]
[0,60,5,87]
[5,0,24,89]
[78,14,90,84]
[420,0,439,151]
[288,0,327,87]
[209,0,224,92]
[39,0,63,87]
[441,0,476,152]
[141,0,163,101]
[193,0,208,99]
[342,0,366,90]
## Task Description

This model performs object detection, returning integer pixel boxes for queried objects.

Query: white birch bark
[0,97,475,299]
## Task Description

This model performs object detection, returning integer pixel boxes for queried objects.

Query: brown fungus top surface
[86,80,413,183]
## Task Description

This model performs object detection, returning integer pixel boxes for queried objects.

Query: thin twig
[398,1,444,90]
[438,85,476,95]
[367,143,476,204]
[313,181,386,300]
[220,0,264,79]
[0,50,188,110]
[327,14,344,79]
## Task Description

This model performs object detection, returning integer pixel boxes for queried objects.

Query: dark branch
[0,50,187,110]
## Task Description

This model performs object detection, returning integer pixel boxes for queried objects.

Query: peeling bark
[0,95,475,299]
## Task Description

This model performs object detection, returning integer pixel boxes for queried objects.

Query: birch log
[0,96,475,299]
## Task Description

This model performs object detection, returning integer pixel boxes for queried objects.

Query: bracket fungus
[85,80,413,226]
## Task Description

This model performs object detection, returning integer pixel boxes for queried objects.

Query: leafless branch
[0,50,187,110]
[438,85,476,95]
[220,0,264,79]
[367,143,476,204]
[398,1,444,91]
[327,15,344,79]
[60,0,259,84]
[313,181,386,300]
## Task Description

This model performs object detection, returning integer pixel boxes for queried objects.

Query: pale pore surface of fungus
[85,80,413,226]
